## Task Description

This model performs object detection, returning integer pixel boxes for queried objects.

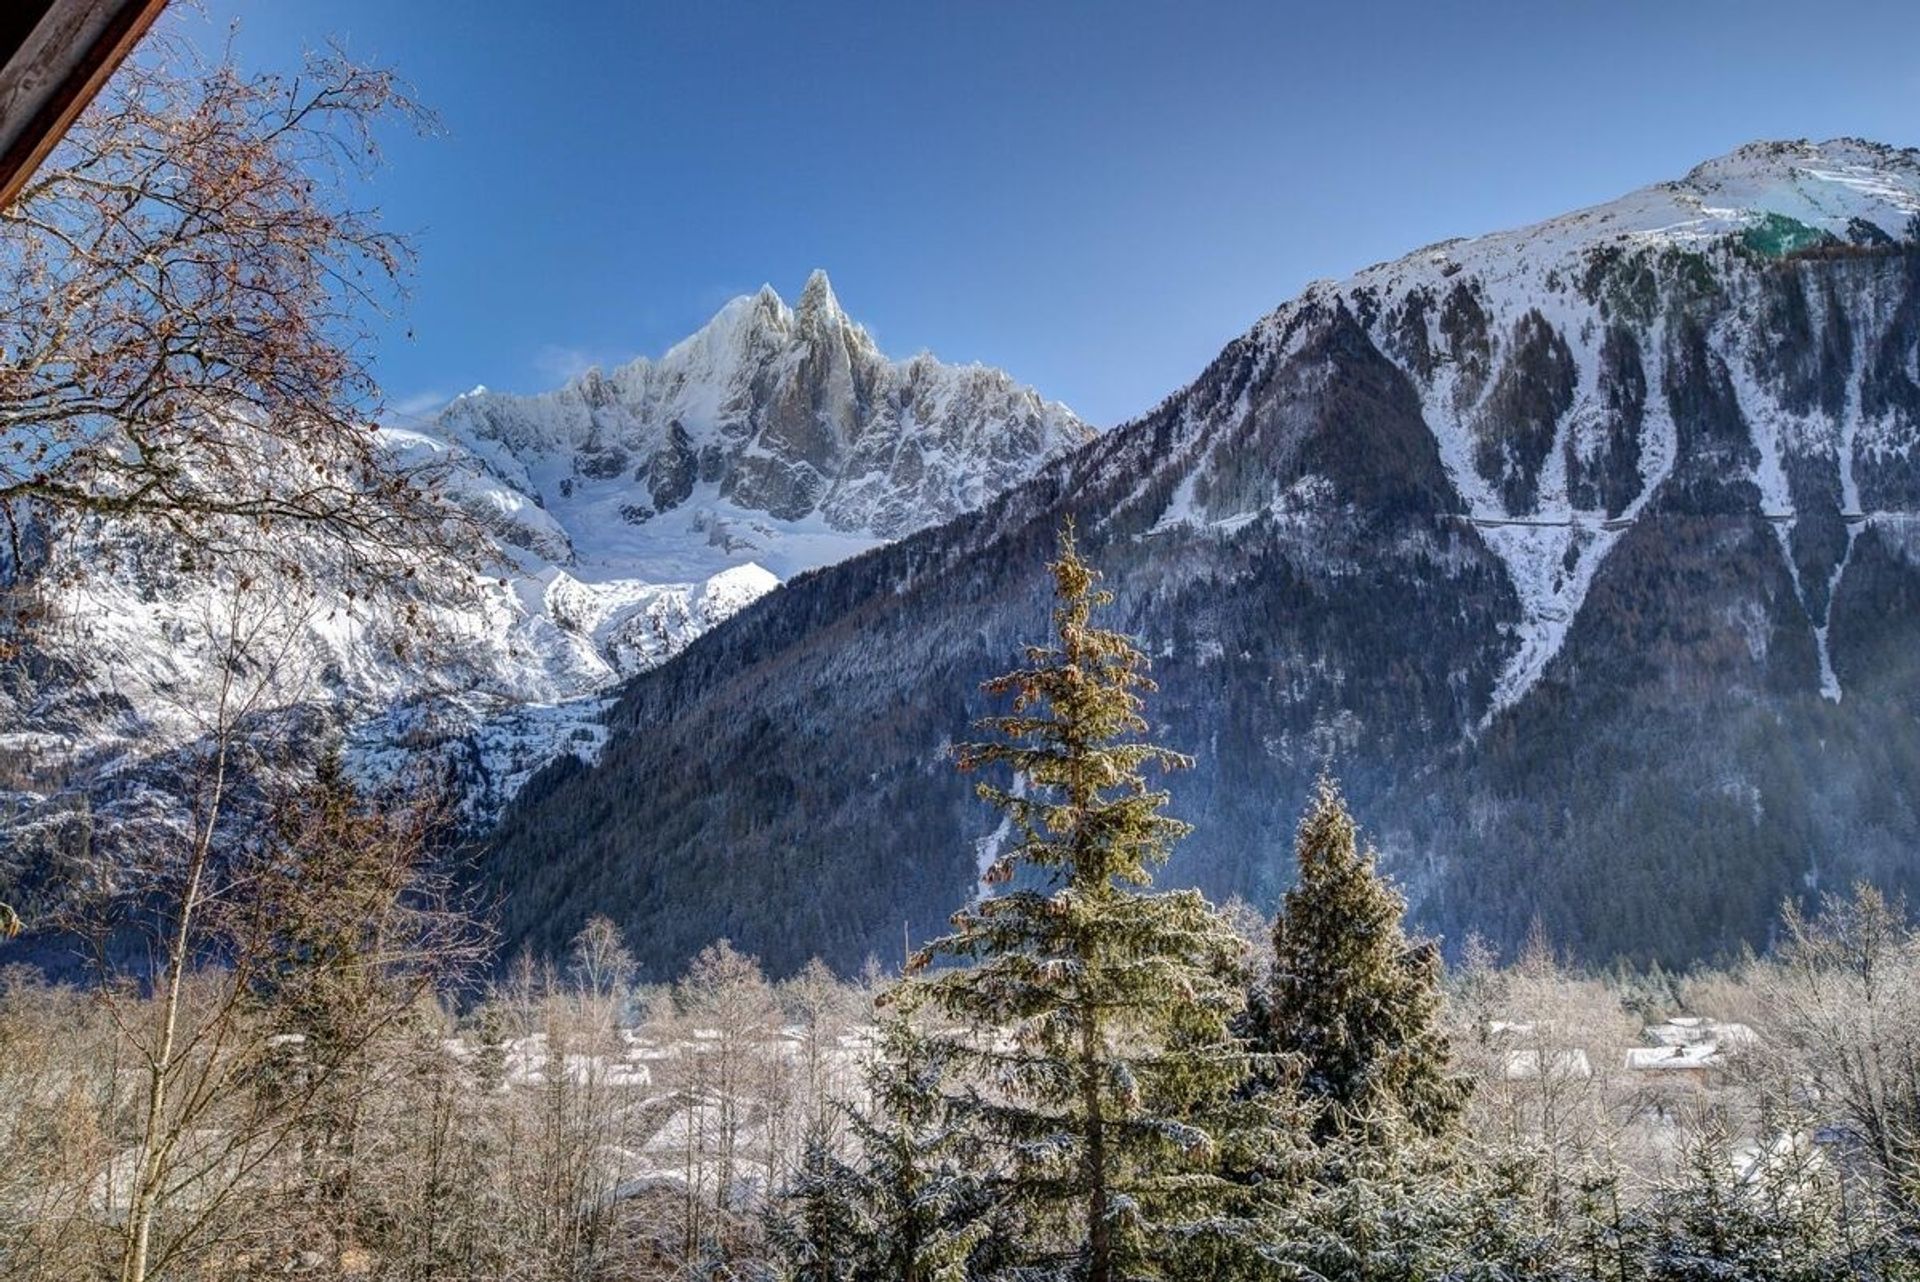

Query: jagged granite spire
[436,272,1092,539]
[795,266,842,321]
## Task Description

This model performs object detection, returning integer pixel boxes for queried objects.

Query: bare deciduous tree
[568,914,637,1035]
[1761,883,1920,1220]
[0,25,487,940]
[676,938,781,1219]
[49,575,486,1282]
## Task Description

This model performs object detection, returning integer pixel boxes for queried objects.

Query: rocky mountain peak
[795,267,843,322]
[0,275,1093,851]
[432,273,1091,549]
[1676,137,1920,220]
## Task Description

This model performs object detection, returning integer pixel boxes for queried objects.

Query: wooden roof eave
[0,0,171,211]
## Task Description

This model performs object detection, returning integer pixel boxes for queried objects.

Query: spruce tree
[766,1132,863,1282]
[860,1012,996,1281]
[1567,1165,1648,1282]
[474,1002,509,1094]
[1272,1118,1468,1282]
[901,523,1292,1281]
[768,1010,996,1282]
[1253,777,1468,1140]
[1640,1118,1846,1282]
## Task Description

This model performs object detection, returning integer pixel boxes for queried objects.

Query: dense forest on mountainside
[486,164,1920,979]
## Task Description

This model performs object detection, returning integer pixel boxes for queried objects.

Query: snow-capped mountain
[0,272,1091,885]
[483,140,1920,978]
[386,268,1088,695]
[1313,138,1920,718]
[432,269,1088,561]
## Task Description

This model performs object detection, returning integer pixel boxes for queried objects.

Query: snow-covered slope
[0,272,1091,833]
[1163,137,1920,719]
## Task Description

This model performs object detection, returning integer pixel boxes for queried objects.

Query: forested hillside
[485,141,1920,978]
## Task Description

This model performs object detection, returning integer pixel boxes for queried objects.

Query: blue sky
[190,1,1920,428]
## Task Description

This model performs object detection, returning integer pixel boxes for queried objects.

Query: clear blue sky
[188,1,1920,427]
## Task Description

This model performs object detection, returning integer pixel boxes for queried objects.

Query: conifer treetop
[1261,774,1470,1140]
[901,522,1295,1281]
[954,520,1192,893]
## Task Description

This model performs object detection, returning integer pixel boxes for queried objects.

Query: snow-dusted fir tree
[474,1002,510,1094]
[765,1133,863,1282]
[769,1011,995,1282]
[1638,1117,1848,1282]
[1271,1116,1469,1281]
[1252,778,1468,1140]
[902,523,1294,1281]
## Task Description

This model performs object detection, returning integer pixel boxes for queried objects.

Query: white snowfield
[1151,138,1920,721]
[0,272,1090,825]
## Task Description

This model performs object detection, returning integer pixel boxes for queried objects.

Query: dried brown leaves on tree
[0,27,482,617]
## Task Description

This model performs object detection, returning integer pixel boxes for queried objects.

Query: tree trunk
[121,657,236,1282]
[1082,1003,1110,1282]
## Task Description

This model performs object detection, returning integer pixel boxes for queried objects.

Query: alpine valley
[480,139,1920,978]
[0,271,1091,918]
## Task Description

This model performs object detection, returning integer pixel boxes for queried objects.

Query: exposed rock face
[481,140,1920,980]
[434,269,1091,552]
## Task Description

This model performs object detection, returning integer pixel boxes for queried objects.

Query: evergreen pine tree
[1640,1118,1845,1282]
[856,1012,996,1281]
[1271,1115,1467,1282]
[901,523,1294,1281]
[1253,777,1469,1141]
[474,1002,509,1094]
[766,1131,863,1282]
[1567,1165,1648,1282]
[1451,1144,1566,1281]
[769,1009,996,1282]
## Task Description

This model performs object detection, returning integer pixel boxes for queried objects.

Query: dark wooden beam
[0,0,170,210]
